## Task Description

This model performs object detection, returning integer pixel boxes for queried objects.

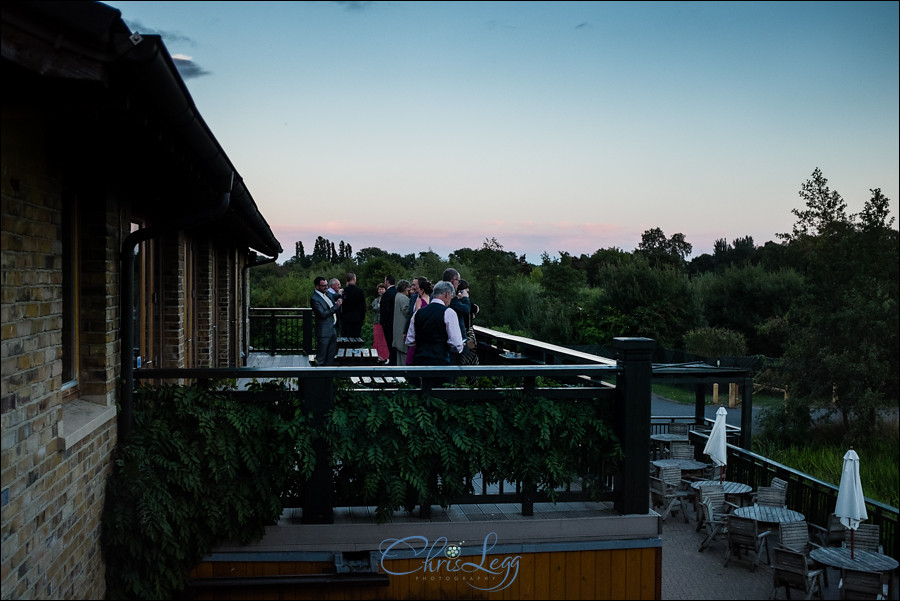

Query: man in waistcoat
[405,280,464,367]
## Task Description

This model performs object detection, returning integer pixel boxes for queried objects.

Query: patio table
[810,546,898,599]
[689,480,752,496]
[733,504,804,524]
[652,458,708,473]
[809,546,898,573]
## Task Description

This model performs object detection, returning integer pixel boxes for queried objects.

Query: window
[61,196,79,390]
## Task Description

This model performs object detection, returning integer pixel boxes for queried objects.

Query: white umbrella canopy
[835,448,868,557]
[703,406,728,482]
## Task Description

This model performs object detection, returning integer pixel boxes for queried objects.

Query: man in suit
[378,275,398,364]
[340,272,366,338]
[310,276,342,366]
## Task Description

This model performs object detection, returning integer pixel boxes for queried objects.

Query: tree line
[250,169,898,437]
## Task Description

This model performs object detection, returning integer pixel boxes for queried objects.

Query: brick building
[1,2,282,597]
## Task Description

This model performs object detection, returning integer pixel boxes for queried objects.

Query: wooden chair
[649,466,690,523]
[724,514,772,571]
[695,484,737,531]
[811,513,845,547]
[751,476,789,505]
[771,546,825,600]
[670,443,694,460]
[756,485,787,508]
[838,568,887,600]
[698,498,729,552]
[778,520,829,586]
[669,422,689,435]
[843,524,881,553]
[659,465,688,488]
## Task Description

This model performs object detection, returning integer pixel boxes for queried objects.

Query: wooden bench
[350,375,407,388]
[337,337,364,349]
[336,348,381,366]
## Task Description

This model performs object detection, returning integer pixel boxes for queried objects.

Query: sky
[105,1,899,263]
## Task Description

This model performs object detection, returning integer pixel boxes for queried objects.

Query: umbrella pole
[850,530,855,559]
[719,466,724,483]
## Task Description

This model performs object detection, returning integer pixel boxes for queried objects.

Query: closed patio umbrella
[835,448,867,558]
[703,406,728,482]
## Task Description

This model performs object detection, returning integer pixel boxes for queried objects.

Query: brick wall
[217,247,234,366]
[197,240,213,368]
[1,105,115,598]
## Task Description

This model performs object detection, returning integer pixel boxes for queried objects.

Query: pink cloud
[270,219,643,263]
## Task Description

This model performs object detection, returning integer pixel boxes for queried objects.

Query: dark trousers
[315,332,337,366]
[343,321,363,338]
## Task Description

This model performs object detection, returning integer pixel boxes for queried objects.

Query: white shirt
[404,297,464,353]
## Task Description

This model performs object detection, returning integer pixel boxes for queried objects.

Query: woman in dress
[405,277,432,365]
[371,283,389,363]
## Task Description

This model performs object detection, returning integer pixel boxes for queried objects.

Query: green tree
[778,173,899,436]
[636,227,693,268]
[693,264,804,356]
[580,255,701,347]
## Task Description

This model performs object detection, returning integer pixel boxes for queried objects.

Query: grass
[752,420,899,507]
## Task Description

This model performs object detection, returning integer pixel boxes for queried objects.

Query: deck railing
[687,430,899,561]
[248,307,313,356]
[135,338,658,523]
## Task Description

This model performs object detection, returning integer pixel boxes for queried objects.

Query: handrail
[135,364,620,380]
[689,430,899,561]
[135,337,658,523]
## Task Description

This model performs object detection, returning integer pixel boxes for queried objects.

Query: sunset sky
[106,1,899,262]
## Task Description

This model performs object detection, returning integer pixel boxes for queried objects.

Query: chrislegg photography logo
[378,531,521,592]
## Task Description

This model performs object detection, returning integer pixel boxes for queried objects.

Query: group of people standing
[309,272,366,366]
[311,268,478,368]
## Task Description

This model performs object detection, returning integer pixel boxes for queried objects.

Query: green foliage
[324,388,621,522]
[101,383,315,599]
[584,255,702,347]
[485,276,578,345]
[752,419,899,507]
[778,173,899,431]
[755,397,815,445]
[326,391,481,522]
[683,326,747,358]
[693,265,805,356]
[482,392,622,502]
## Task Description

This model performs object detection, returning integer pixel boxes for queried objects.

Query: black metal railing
[687,431,898,561]
[134,337,656,524]
[248,307,313,356]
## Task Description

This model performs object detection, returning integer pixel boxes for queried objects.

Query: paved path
[660,501,858,600]
[660,494,900,600]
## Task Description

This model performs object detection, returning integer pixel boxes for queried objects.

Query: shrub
[101,383,314,599]
[684,326,748,358]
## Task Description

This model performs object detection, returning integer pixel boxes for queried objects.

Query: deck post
[302,310,313,356]
[613,337,654,515]
[740,377,753,449]
[269,309,277,356]
[302,376,334,524]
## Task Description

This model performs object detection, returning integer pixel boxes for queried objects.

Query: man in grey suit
[310,276,342,366]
